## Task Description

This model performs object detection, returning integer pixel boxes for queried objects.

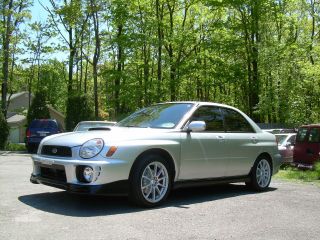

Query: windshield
[117,103,194,129]
[275,134,288,145]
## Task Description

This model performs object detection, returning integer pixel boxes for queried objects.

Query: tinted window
[222,108,254,133]
[296,128,308,142]
[308,128,320,143]
[190,106,224,132]
[30,120,58,129]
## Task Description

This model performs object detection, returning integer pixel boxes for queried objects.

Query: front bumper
[31,154,130,194]
[30,174,129,195]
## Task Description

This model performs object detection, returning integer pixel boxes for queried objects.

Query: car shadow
[18,184,277,217]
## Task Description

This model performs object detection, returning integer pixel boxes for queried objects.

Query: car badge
[52,148,58,154]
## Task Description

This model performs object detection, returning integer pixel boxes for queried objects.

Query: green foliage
[0,112,9,150]
[276,162,320,183]
[5,143,26,152]
[27,92,50,126]
[1,0,320,126]
[65,94,95,131]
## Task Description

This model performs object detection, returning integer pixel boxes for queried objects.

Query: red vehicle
[293,124,320,169]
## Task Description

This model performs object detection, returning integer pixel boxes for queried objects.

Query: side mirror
[187,121,206,132]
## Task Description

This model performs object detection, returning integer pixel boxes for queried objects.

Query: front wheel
[129,154,172,207]
[246,157,272,191]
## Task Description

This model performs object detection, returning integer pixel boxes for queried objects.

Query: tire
[129,154,172,207]
[246,156,272,191]
[26,145,34,153]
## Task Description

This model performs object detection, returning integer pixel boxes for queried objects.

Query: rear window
[308,128,320,143]
[29,120,58,129]
[296,128,308,142]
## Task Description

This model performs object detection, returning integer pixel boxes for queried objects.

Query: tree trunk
[115,25,123,116]
[1,0,14,116]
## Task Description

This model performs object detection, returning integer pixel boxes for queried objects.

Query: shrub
[65,94,94,131]
[0,111,9,150]
[5,143,26,151]
[27,92,50,126]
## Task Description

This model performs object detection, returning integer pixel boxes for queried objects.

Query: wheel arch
[129,148,177,180]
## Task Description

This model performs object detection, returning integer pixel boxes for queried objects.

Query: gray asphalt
[1,153,320,240]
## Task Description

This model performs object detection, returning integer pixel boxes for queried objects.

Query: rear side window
[221,108,254,133]
[191,106,224,132]
[30,120,58,129]
[308,128,320,143]
[296,128,308,142]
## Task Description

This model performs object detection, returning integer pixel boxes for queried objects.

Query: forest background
[1,0,320,131]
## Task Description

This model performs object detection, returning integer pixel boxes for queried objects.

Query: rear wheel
[129,154,172,207]
[246,156,272,191]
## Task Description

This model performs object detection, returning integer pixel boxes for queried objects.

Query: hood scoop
[88,127,111,131]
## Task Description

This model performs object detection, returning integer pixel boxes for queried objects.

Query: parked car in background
[26,119,64,153]
[30,102,282,207]
[263,129,296,134]
[275,133,296,163]
[293,124,320,169]
[73,121,116,132]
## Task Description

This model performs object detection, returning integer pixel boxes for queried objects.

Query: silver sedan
[30,102,282,207]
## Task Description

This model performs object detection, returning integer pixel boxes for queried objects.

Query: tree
[65,94,94,131]
[0,111,9,149]
[1,0,31,116]
[27,92,50,126]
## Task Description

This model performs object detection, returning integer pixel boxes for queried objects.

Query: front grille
[41,145,72,157]
[39,164,67,182]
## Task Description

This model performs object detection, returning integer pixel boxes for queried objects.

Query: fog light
[83,166,94,183]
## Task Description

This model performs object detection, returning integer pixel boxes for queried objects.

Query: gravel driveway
[1,153,320,240]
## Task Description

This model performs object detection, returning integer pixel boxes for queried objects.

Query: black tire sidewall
[129,154,172,207]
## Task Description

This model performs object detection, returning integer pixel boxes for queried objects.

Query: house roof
[7,114,26,126]
[48,105,65,119]
[6,91,30,101]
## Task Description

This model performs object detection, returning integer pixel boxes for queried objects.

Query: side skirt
[173,175,251,190]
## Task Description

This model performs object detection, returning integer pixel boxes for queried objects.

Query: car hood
[41,127,176,147]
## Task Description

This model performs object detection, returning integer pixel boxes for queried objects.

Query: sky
[30,0,49,23]
[27,0,68,62]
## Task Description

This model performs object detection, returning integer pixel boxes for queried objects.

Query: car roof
[275,133,296,136]
[159,101,242,111]
[301,124,320,127]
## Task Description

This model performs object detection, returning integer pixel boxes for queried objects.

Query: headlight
[79,138,104,159]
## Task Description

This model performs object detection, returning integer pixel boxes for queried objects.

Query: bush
[0,111,9,150]
[5,143,26,151]
[276,161,320,182]
[65,94,95,131]
[27,92,50,126]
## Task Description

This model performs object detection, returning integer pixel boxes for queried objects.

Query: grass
[275,162,320,185]
[4,143,26,152]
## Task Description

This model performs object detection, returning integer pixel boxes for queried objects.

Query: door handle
[216,135,225,142]
[251,136,258,144]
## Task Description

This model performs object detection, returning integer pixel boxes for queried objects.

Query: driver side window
[191,106,224,132]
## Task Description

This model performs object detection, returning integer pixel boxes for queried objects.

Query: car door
[179,106,229,180]
[304,127,320,164]
[220,108,259,177]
